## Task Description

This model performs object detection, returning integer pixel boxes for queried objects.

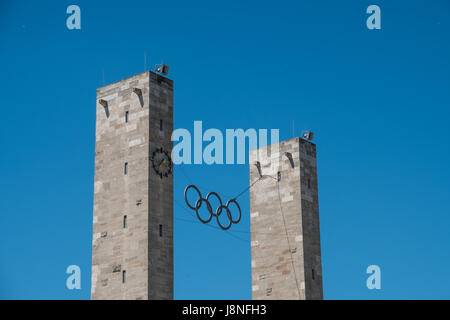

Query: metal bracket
[254,161,262,177]
[132,87,142,96]
[284,152,294,168]
[99,99,108,107]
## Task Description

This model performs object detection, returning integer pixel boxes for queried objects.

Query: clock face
[151,147,172,178]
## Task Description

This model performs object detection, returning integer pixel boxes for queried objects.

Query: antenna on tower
[144,53,147,71]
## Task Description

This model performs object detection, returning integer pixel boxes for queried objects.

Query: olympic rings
[184,184,242,230]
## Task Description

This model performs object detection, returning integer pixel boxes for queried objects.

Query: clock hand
[158,158,167,169]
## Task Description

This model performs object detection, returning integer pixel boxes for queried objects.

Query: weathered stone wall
[147,72,173,300]
[249,137,323,300]
[92,71,173,300]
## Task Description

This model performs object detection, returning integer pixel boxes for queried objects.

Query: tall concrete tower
[249,137,323,300]
[91,71,173,300]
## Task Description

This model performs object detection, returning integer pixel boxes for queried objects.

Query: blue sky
[1,0,449,299]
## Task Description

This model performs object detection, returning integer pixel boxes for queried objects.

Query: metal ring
[206,191,223,217]
[226,198,242,224]
[215,205,233,230]
[183,184,242,230]
[194,198,213,224]
[184,185,201,210]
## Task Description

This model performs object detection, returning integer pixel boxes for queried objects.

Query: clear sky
[1,0,449,299]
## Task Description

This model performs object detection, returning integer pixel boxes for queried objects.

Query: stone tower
[249,137,323,300]
[91,71,173,300]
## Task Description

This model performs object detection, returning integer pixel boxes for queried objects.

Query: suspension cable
[276,177,302,299]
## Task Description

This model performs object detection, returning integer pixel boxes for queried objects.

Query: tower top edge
[96,70,173,92]
[250,136,316,151]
